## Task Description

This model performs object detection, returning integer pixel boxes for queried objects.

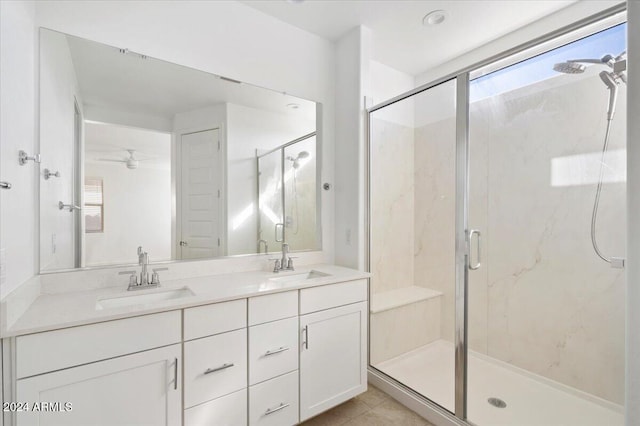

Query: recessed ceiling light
[286,103,300,110]
[423,10,448,26]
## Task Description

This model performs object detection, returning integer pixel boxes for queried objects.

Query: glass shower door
[466,22,626,426]
[257,150,283,253]
[283,136,317,251]
[369,79,459,413]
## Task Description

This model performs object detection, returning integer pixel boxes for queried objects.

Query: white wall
[85,104,173,133]
[370,60,415,121]
[226,103,315,255]
[84,161,172,266]
[39,30,82,271]
[626,1,640,423]
[334,26,371,270]
[0,1,37,299]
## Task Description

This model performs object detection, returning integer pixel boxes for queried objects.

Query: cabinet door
[16,344,181,426]
[299,301,367,421]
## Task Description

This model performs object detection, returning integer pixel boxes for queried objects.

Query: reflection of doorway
[177,128,223,259]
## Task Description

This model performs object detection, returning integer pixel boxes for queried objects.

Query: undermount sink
[269,270,330,283]
[96,287,194,310]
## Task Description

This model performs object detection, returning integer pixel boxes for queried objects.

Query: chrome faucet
[258,239,269,254]
[281,243,290,269]
[119,246,167,290]
[271,243,295,273]
[138,246,149,285]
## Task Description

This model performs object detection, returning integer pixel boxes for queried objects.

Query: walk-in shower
[368,11,626,426]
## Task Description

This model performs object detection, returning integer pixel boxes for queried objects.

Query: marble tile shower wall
[372,73,626,405]
[370,118,415,292]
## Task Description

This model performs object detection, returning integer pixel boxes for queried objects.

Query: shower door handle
[469,229,481,270]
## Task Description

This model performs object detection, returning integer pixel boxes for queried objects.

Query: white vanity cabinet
[3,276,369,426]
[183,300,248,426]
[16,344,182,426]
[13,311,183,426]
[299,280,368,422]
[248,291,299,426]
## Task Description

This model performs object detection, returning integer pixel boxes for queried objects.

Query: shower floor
[375,340,623,426]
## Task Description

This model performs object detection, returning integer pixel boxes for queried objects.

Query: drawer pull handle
[302,326,309,350]
[264,346,290,357]
[173,357,178,390]
[265,402,290,416]
[204,363,234,375]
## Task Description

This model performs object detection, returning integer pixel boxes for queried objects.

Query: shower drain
[487,397,507,408]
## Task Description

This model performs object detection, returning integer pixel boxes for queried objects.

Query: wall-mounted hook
[0,182,11,189]
[19,150,41,165]
[44,169,61,180]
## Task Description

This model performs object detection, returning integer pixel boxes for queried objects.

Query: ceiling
[84,122,172,170]
[240,0,578,75]
[65,33,316,124]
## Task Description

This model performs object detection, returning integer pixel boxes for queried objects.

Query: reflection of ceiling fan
[97,149,150,169]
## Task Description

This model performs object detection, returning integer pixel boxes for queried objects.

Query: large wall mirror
[39,28,321,273]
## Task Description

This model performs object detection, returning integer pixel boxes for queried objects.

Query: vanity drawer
[184,328,247,408]
[249,370,299,426]
[16,311,181,379]
[184,299,246,341]
[299,279,368,314]
[184,388,247,426]
[249,290,298,326]
[249,317,298,385]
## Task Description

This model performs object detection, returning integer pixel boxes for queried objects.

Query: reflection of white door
[179,129,221,259]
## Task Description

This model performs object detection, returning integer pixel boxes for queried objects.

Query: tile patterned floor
[300,386,434,426]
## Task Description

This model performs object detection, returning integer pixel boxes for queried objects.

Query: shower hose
[591,117,614,264]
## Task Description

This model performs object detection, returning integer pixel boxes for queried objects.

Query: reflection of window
[85,178,103,233]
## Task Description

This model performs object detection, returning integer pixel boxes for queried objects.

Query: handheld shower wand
[599,71,619,120]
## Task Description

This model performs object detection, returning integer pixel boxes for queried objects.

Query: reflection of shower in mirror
[286,151,310,234]
[286,150,310,169]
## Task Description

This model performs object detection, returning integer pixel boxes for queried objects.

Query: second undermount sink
[269,270,330,283]
[96,287,195,310]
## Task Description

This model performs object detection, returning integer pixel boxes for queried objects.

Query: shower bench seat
[370,285,443,365]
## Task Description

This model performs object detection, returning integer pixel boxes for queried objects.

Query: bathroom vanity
[1,265,368,425]
[0,22,367,426]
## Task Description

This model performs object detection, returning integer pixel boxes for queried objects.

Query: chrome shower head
[286,151,310,169]
[553,61,586,74]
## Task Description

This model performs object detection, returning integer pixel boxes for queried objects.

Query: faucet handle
[119,270,138,287]
[151,268,168,285]
[286,257,298,271]
[269,258,281,273]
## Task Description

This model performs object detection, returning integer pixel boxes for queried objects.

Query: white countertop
[2,264,369,338]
